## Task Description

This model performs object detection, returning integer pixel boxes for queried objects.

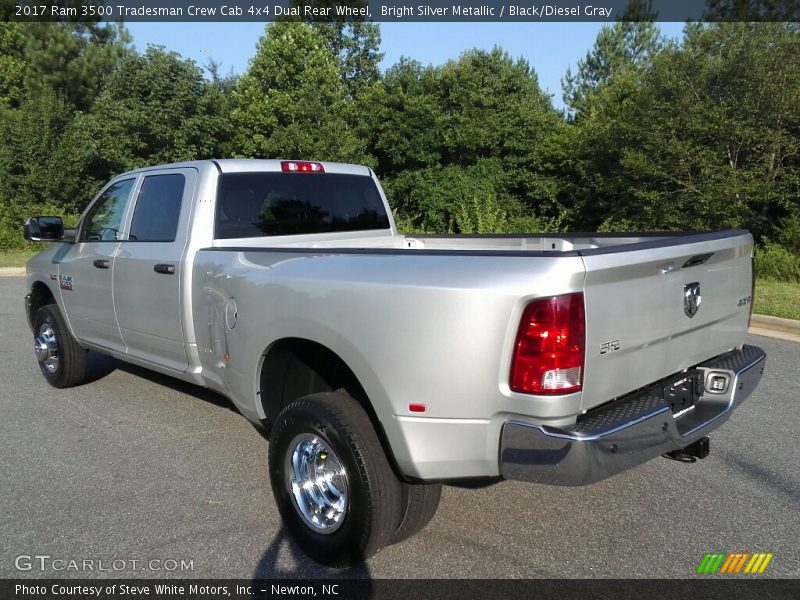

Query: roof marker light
[281,161,325,173]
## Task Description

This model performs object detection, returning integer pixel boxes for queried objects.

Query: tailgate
[580,232,754,412]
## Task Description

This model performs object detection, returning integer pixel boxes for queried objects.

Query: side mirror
[23,216,66,242]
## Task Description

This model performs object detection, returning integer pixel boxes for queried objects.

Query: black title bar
[3,579,800,600]
[6,0,800,22]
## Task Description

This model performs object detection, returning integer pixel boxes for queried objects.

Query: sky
[125,21,686,110]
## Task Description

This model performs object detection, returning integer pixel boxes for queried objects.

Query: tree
[22,22,130,112]
[562,2,663,118]
[367,48,571,232]
[0,21,131,247]
[0,90,84,248]
[89,46,229,173]
[284,0,384,98]
[570,23,800,240]
[230,22,368,163]
[357,58,443,175]
[0,23,26,109]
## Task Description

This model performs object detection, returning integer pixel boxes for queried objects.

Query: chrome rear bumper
[500,345,766,486]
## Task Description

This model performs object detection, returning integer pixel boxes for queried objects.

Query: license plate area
[662,372,703,418]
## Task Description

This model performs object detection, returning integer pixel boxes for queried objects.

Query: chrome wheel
[34,322,59,374]
[286,433,349,534]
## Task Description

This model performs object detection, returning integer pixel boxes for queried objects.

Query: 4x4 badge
[684,282,701,318]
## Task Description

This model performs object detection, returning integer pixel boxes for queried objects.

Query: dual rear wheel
[268,391,441,566]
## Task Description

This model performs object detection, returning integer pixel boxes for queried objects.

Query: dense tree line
[0,18,798,278]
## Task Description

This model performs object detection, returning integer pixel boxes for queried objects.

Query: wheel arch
[258,337,406,480]
[28,280,58,326]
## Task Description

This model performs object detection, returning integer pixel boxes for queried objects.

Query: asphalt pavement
[1,276,798,579]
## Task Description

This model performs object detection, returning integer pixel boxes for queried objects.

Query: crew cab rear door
[113,168,197,372]
[579,231,754,412]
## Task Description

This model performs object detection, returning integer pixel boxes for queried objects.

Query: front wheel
[268,391,403,566]
[32,304,87,388]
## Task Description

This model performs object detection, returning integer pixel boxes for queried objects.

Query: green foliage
[284,0,384,98]
[570,22,800,242]
[562,3,664,118]
[454,193,512,235]
[755,242,800,282]
[386,160,562,234]
[0,17,798,291]
[0,23,26,109]
[230,22,368,163]
[22,22,131,112]
[0,89,83,248]
[777,214,800,254]
[365,48,571,232]
[91,45,229,172]
[356,58,443,173]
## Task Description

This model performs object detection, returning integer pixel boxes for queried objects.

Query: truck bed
[210,229,748,255]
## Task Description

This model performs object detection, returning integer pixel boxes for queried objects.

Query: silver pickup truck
[23,159,766,566]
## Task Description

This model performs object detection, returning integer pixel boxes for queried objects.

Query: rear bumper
[500,345,766,486]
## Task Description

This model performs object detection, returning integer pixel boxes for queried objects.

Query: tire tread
[34,304,87,388]
[268,391,403,566]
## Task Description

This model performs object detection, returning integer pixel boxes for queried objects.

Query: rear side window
[129,174,186,242]
[215,172,390,239]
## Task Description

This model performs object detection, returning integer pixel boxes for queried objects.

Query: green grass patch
[754,279,800,320]
[0,248,37,268]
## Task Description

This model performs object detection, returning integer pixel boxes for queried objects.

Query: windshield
[215,172,390,239]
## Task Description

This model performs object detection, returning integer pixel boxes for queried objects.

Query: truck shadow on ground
[250,528,374,596]
[84,350,239,414]
[83,351,375,587]
[722,453,800,509]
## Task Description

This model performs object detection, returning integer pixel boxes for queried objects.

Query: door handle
[93,259,110,269]
[154,263,176,275]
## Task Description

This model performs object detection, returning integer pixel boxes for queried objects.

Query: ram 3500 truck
[23,159,766,566]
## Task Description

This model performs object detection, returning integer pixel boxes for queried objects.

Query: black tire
[390,482,442,545]
[32,304,87,388]
[268,391,403,566]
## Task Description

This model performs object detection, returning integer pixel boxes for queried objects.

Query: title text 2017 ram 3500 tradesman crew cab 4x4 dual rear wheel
[23,160,766,566]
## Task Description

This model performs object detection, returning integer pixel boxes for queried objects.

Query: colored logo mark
[696,552,773,574]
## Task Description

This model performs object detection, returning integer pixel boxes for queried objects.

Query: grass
[1,248,797,320]
[754,279,800,321]
[0,248,36,268]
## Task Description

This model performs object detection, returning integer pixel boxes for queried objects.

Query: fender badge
[59,275,73,291]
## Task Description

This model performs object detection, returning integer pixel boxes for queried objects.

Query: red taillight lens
[281,161,325,173]
[509,293,585,395]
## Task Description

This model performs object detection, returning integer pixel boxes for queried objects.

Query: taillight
[281,161,324,173]
[509,293,585,395]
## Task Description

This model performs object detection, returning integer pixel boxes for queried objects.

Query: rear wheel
[32,304,87,388]
[268,391,403,566]
[390,482,442,545]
